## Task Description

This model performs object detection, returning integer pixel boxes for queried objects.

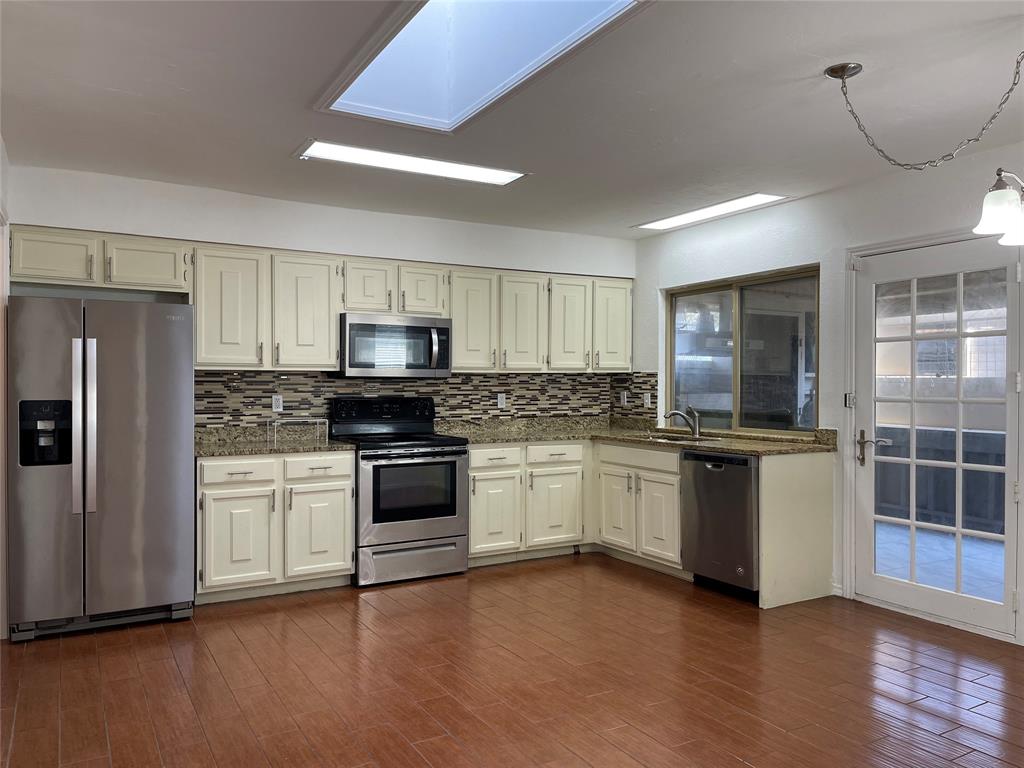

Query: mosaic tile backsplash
[195,371,660,427]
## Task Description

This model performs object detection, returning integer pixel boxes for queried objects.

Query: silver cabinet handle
[87,254,94,280]
[626,473,632,494]
[387,289,393,311]
[275,342,280,365]
[502,350,507,367]
[227,470,253,476]
[586,351,591,369]
[104,255,112,281]
[471,476,477,495]
[401,291,406,312]
[491,349,497,368]
[258,341,264,364]
[85,339,97,514]
[487,456,507,462]
[528,470,534,490]
[636,475,642,495]
[288,488,294,510]
[307,465,332,471]
[595,351,600,368]
[71,339,83,516]
[549,452,566,457]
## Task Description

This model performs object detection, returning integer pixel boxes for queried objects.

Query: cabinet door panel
[638,471,681,564]
[470,470,522,555]
[105,238,188,290]
[599,465,636,551]
[346,261,396,312]
[196,249,269,367]
[451,270,498,371]
[284,481,352,578]
[399,265,448,317]
[273,255,338,368]
[501,275,548,371]
[593,279,632,371]
[526,467,581,547]
[12,229,100,284]
[203,487,275,588]
[549,278,592,371]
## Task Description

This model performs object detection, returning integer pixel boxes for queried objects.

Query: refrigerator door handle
[86,338,98,514]
[72,338,84,516]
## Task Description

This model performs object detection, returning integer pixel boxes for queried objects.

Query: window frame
[665,264,821,435]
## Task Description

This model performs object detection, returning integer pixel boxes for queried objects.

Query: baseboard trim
[195,574,351,604]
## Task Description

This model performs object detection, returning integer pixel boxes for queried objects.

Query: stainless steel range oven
[329,396,469,586]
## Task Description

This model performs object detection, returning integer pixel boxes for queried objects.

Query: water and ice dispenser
[18,400,72,466]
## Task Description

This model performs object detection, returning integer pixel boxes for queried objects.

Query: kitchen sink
[644,433,722,444]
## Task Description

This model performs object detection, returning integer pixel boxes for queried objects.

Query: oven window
[373,461,457,523]
[349,323,433,370]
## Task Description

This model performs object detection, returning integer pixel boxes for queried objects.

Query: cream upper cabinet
[202,486,276,589]
[469,470,522,555]
[272,254,340,369]
[11,228,101,284]
[284,480,353,579]
[104,237,189,290]
[451,269,499,371]
[593,279,632,371]
[345,260,397,313]
[637,470,681,564]
[195,247,270,368]
[525,466,582,547]
[500,274,548,371]
[399,265,449,317]
[548,277,592,371]
[598,464,636,552]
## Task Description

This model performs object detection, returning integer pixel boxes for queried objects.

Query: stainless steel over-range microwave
[333,313,452,378]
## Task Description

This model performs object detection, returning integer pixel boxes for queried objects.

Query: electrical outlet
[497,393,507,409]
[272,394,284,413]
[643,393,652,408]
[620,392,629,406]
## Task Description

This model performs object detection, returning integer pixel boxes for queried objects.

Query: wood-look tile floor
[4,554,1024,767]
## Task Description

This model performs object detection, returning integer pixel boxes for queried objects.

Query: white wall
[636,139,1024,592]
[8,166,637,277]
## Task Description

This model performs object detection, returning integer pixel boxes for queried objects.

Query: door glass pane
[962,536,1004,602]
[876,462,910,520]
[916,403,957,462]
[349,323,432,370]
[963,403,1006,466]
[738,276,818,431]
[963,470,1005,535]
[876,280,911,338]
[671,290,733,429]
[876,402,910,458]
[876,341,911,398]
[963,268,1007,333]
[373,462,456,523]
[915,528,956,591]
[963,335,1006,399]
[875,521,910,580]
[916,465,955,527]
[915,274,957,336]
[915,339,957,398]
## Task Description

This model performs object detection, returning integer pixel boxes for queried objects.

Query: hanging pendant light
[974,170,1023,235]
[998,216,1024,246]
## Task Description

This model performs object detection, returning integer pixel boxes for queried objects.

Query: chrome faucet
[664,406,702,438]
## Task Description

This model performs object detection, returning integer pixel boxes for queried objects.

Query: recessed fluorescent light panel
[300,140,524,185]
[638,194,787,231]
[329,0,637,131]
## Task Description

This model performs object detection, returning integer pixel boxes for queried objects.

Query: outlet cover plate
[272,394,284,413]
[497,393,507,409]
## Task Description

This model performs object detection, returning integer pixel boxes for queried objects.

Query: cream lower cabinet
[597,444,681,566]
[272,254,341,369]
[197,452,355,596]
[526,466,582,547]
[469,470,522,554]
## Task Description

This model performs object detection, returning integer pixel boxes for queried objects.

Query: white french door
[854,237,1021,635]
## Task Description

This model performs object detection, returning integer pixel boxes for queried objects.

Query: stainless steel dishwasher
[680,451,759,591]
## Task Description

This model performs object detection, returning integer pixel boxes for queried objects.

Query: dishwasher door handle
[704,462,725,471]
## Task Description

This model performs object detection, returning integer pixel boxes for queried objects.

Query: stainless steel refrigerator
[7,297,195,640]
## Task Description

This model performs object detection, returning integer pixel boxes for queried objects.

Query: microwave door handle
[430,328,439,369]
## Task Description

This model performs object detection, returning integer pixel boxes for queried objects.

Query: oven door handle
[360,452,467,466]
[430,328,440,369]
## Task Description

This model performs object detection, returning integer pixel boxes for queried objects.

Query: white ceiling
[3,1,1023,239]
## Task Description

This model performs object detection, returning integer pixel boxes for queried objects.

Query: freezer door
[7,297,85,625]
[84,301,195,615]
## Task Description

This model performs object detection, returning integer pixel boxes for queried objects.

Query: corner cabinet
[196,452,356,597]
[195,247,271,368]
[272,254,341,369]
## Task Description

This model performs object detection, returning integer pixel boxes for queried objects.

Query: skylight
[328,0,637,132]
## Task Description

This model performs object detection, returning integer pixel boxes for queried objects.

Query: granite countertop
[436,417,837,457]
[194,424,355,458]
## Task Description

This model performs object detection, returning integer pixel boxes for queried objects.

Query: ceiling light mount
[823,62,862,80]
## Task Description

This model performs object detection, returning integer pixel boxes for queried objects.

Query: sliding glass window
[668,270,819,433]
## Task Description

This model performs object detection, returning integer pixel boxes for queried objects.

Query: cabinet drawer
[470,447,522,469]
[598,444,679,474]
[200,458,277,485]
[284,454,354,480]
[527,444,583,465]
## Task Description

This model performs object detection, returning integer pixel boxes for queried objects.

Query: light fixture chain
[839,50,1024,171]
